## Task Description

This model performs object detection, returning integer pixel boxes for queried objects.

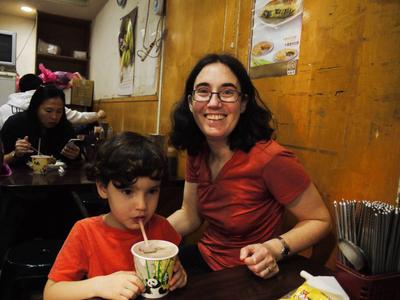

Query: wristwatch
[277,236,290,258]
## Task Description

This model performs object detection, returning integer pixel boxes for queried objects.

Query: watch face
[116,0,127,7]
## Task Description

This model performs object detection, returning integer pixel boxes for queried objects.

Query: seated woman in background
[1,85,80,165]
[168,53,331,278]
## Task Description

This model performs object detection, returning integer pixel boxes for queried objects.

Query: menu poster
[118,7,138,96]
[249,0,304,78]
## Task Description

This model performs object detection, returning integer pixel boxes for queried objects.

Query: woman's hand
[168,258,187,291]
[240,243,279,279]
[91,271,145,300]
[15,136,33,157]
[61,142,80,160]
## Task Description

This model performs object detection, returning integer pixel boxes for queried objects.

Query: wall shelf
[37,53,88,63]
[35,12,91,78]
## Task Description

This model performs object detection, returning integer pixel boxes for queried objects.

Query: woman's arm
[264,182,332,258]
[240,183,331,278]
[168,181,203,236]
[3,136,32,164]
[1,114,32,164]
[44,271,144,300]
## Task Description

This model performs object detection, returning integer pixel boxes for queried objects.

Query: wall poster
[249,0,304,78]
[118,7,138,95]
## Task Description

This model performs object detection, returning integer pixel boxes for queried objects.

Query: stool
[0,239,63,300]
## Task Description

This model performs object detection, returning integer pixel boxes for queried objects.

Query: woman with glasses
[168,53,331,278]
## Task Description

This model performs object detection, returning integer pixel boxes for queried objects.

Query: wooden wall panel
[159,0,228,136]
[96,99,158,134]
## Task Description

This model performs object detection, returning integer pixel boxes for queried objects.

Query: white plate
[27,160,66,170]
[251,41,274,57]
[273,48,298,62]
[47,161,66,170]
[256,0,303,28]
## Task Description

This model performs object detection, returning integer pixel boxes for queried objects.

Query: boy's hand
[92,271,144,300]
[168,258,187,291]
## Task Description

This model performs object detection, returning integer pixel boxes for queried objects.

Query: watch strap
[277,236,290,258]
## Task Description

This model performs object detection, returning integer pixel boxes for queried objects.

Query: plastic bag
[38,63,82,89]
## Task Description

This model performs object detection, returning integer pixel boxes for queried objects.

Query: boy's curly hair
[86,132,167,187]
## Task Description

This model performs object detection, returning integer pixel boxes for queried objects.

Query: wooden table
[0,162,94,191]
[162,255,333,300]
[0,162,97,262]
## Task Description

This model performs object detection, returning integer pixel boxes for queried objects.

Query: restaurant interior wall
[0,13,36,76]
[90,0,161,98]
[90,0,163,134]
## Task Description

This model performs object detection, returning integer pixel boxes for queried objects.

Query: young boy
[44,132,187,300]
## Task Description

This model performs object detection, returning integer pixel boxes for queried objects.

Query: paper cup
[31,155,52,174]
[131,240,178,299]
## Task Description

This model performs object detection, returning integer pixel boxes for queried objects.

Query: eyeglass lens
[193,88,240,102]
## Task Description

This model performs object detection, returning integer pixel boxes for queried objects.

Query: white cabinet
[0,72,16,105]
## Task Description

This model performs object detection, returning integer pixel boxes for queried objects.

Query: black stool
[0,239,63,300]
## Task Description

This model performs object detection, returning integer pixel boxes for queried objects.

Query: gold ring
[266,266,271,273]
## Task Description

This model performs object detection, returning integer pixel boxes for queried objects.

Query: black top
[0,111,77,165]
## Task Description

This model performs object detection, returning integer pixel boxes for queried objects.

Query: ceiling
[0,0,108,20]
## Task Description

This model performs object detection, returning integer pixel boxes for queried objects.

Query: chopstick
[30,146,42,155]
[333,199,400,274]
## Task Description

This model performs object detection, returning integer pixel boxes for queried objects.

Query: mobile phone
[67,138,84,146]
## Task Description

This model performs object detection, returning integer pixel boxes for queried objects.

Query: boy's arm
[44,271,145,300]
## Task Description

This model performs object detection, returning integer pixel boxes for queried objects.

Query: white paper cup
[131,240,178,299]
[31,155,52,174]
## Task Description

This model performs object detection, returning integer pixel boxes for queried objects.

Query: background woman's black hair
[169,53,274,156]
[86,131,167,187]
[27,85,69,132]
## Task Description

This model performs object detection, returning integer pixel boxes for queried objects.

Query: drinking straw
[37,138,41,155]
[138,219,156,253]
[139,219,150,247]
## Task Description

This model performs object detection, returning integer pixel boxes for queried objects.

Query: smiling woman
[168,53,331,278]
[0,85,80,165]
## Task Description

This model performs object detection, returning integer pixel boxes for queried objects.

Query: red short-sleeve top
[186,140,310,270]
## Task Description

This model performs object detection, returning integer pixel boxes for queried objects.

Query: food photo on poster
[249,0,304,78]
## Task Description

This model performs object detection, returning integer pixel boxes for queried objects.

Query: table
[0,162,97,262]
[0,162,94,191]
[162,255,333,300]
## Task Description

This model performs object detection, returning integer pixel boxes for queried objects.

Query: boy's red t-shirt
[48,214,181,282]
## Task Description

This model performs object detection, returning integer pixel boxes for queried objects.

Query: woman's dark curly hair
[86,132,167,188]
[169,53,274,156]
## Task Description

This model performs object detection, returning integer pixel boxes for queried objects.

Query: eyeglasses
[191,87,242,103]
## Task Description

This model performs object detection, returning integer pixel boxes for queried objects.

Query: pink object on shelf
[38,63,83,89]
